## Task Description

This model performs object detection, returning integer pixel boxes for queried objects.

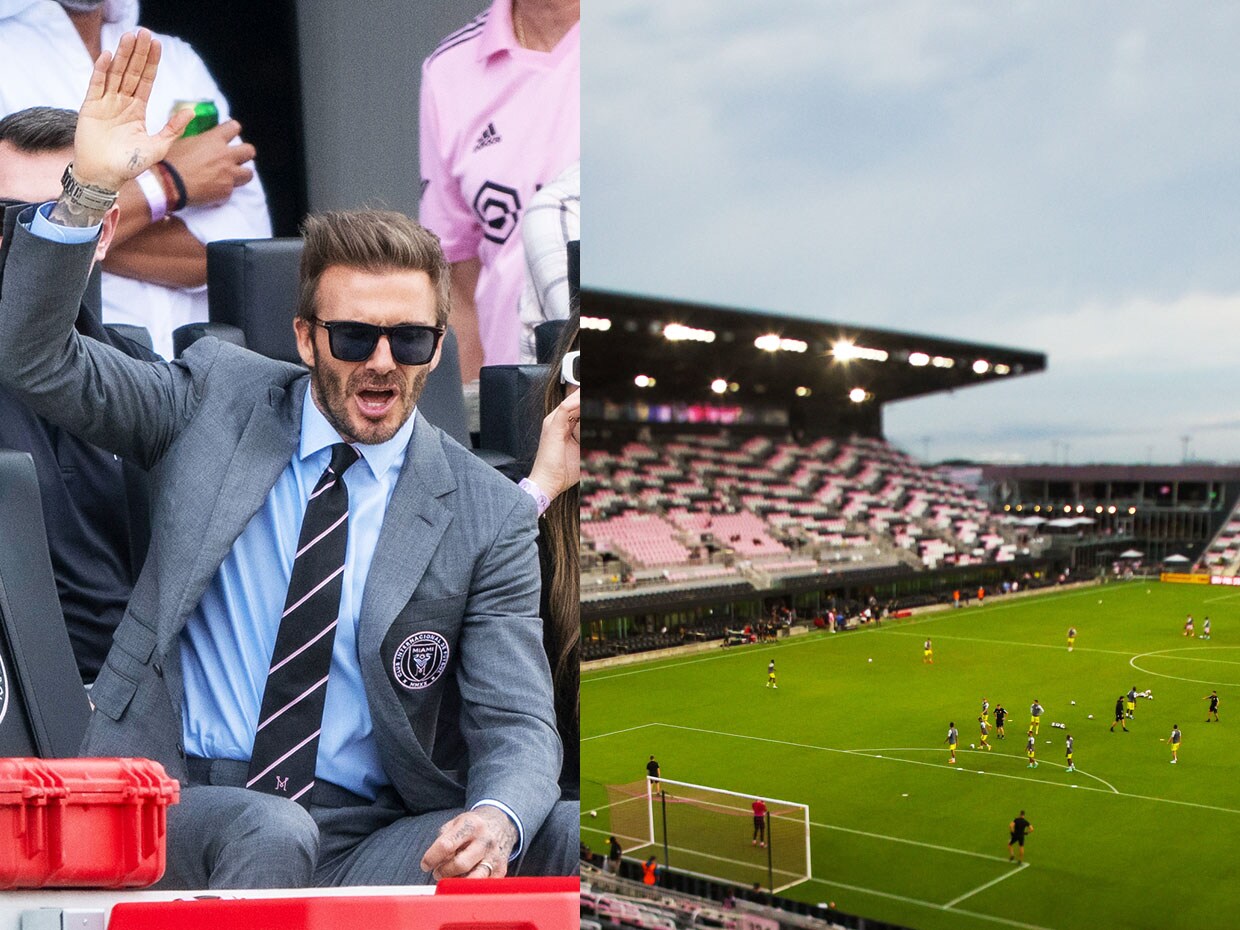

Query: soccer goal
[611,776,811,893]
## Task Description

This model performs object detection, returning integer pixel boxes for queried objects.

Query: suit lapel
[358,414,457,657]
[159,379,306,654]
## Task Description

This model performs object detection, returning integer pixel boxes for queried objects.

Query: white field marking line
[1204,591,1240,603]
[943,862,1029,908]
[1128,650,1240,688]
[891,584,1117,629]
[810,820,1011,863]
[656,722,1119,794]
[581,722,660,742]
[583,637,808,683]
[882,629,1135,658]
[584,583,1120,683]
[799,876,1057,930]
[658,722,1240,816]
[1130,647,1240,667]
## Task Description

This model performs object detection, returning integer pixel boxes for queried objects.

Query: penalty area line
[944,862,1028,908]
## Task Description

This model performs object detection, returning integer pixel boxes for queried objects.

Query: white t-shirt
[0,0,272,359]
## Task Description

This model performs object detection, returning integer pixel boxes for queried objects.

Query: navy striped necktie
[247,442,358,807]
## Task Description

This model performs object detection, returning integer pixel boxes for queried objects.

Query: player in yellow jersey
[923,639,933,663]
[945,722,959,765]
[1030,700,1044,735]
[766,658,777,689]
[1067,627,1076,652]
[1025,730,1038,768]
[978,715,992,751]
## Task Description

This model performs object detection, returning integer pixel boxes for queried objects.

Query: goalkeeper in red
[751,799,768,847]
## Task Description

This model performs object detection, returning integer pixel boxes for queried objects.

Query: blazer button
[152,661,163,677]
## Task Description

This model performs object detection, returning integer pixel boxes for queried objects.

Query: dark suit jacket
[0,221,561,840]
[0,205,156,682]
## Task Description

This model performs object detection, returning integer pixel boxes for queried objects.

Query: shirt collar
[299,388,417,480]
[477,0,516,60]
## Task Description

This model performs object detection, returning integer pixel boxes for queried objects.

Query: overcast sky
[584,2,1240,465]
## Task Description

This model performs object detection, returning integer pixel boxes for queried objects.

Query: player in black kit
[994,704,1007,739]
[1110,695,1128,732]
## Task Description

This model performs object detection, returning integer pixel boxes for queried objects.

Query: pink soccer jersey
[419,0,580,367]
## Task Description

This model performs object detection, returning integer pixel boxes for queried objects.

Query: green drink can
[171,99,220,137]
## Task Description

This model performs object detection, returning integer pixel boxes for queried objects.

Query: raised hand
[527,390,581,503]
[73,29,193,192]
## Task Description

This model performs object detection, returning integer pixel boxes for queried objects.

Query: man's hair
[0,106,77,153]
[297,210,451,326]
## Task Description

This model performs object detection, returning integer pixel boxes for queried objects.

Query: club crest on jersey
[473,181,521,244]
[393,631,450,691]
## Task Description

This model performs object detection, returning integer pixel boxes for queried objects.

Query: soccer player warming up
[995,704,1007,739]
[978,716,992,751]
[766,659,777,689]
[1008,811,1032,862]
[1184,614,1195,637]
[945,722,959,765]
[751,799,767,847]
[1025,730,1038,768]
[1067,627,1076,652]
[1110,696,1128,732]
[923,638,933,663]
[1065,733,1075,773]
[1164,725,1182,763]
[1204,691,1220,723]
[1030,700,1044,735]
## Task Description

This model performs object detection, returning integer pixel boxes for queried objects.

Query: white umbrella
[1163,554,1190,563]
[1017,516,1047,526]
[1071,517,1096,525]
[1119,549,1143,559]
[1045,518,1078,528]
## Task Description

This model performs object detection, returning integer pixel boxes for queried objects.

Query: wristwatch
[60,163,119,213]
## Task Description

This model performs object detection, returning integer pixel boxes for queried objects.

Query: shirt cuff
[518,477,551,517]
[471,799,524,860]
[28,202,102,244]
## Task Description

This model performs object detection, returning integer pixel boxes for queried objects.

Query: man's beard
[58,0,107,12]
[309,343,426,446]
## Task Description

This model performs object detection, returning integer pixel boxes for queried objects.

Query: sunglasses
[561,350,580,386]
[311,318,444,366]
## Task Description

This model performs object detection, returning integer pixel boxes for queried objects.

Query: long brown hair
[542,316,580,737]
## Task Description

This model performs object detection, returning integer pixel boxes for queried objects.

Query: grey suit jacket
[0,222,561,840]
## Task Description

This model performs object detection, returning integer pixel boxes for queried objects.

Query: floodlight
[908,352,930,367]
[581,316,612,331]
[973,359,990,375]
[634,374,655,388]
[710,378,728,394]
[795,386,812,398]
[848,387,868,403]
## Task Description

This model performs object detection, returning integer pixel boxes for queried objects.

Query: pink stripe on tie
[282,565,346,618]
[269,620,338,675]
[246,728,322,787]
[256,675,330,732]
[308,478,336,501]
[296,511,349,558]
[289,781,315,804]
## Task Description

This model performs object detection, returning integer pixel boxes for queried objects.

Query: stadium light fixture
[932,356,955,369]
[832,340,889,363]
[994,363,1012,375]
[755,333,808,353]
[1095,505,1104,514]
[664,323,716,343]
[1064,505,1072,513]
[1108,505,1117,514]
[1033,505,1041,512]
[634,374,656,388]
[795,386,812,398]
[1076,505,1085,514]
[1016,505,1024,512]
[728,382,740,393]
[581,316,612,332]
[1128,506,1137,514]
[848,387,869,403]
[972,359,991,375]
[710,378,728,394]
[908,352,930,367]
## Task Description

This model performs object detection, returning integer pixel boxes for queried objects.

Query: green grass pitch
[580,581,1240,930]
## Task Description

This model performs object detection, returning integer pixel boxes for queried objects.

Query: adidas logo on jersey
[473,122,502,152]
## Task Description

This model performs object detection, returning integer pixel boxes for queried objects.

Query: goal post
[642,776,812,893]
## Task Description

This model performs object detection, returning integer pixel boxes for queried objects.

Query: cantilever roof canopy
[583,290,1047,409]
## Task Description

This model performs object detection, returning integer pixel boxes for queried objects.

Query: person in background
[605,835,621,874]
[418,0,579,383]
[0,105,158,684]
[0,0,270,358]
[1008,811,1032,862]
[518,161,578,363]
[520,315,580,799]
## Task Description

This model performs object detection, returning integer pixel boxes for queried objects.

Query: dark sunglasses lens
[328,323,379,362]
[389,326,438,365]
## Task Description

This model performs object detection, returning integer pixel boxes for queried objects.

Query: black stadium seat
[0,451,92,757]
[206,238,470,447]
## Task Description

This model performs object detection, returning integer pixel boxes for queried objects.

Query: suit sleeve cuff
[28,202,102,244]
[472,799,524,860]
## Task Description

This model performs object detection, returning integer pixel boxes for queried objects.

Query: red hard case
[0,757,179,889]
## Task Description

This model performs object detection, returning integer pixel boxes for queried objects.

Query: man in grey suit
[0,31,570,888]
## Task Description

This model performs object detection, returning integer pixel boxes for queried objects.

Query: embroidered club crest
[393,631,450,690]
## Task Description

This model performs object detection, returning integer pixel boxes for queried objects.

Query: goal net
[607,776,811,893]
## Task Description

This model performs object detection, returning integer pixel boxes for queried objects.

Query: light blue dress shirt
[180,395,414,800]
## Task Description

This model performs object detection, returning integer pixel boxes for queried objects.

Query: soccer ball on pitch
[589,810,598,818]
[969,743,975,749]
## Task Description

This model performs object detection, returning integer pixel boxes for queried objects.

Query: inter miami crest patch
[392,631,450,691]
